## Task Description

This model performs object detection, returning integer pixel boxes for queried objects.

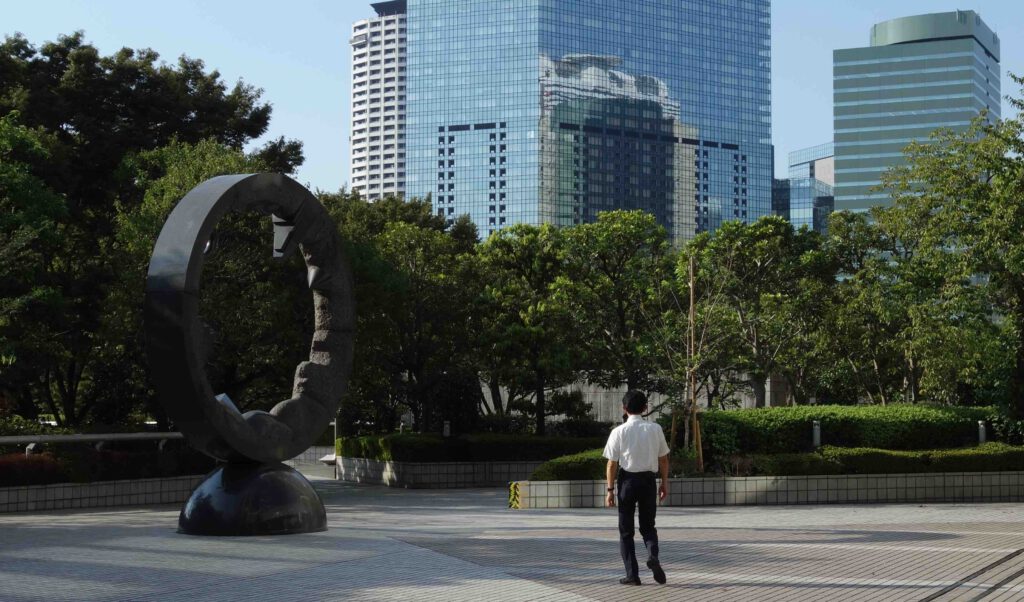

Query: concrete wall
[510,472,1024,509]
[338,456,543,489]
[0,475,204,513]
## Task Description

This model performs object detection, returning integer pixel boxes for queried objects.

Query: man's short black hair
[622,390,648,414]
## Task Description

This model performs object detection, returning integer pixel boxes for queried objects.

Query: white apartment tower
[349,0,407,200]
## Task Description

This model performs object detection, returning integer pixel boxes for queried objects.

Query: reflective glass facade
[833,10,1000,212]
[774,142,834,234]
[406,0,772,243]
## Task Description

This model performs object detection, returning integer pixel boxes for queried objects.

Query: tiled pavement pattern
[3,479,1024,601]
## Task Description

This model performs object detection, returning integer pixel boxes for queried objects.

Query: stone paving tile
[2,479,1024,600]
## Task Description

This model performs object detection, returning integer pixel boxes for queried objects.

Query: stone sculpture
[144,173,354,535]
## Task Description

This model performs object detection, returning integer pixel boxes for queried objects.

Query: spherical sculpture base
[178,463,327,536]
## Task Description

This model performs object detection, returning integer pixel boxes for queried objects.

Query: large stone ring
[145,173,354,463]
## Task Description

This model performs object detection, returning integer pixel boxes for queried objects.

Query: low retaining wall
[0,446,336,514]
[338,456,544,488]
[509,472,1024,509]
[286,445,335,465]
[0,475,205,513]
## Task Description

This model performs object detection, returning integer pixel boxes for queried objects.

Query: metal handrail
[0,432,184,445]
[3,422,335,457]
[0,431,185,456]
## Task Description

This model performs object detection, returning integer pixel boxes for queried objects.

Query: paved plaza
[3,478,1024,601]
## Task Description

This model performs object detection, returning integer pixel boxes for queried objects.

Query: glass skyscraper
[349,1,408,201]
[405,0,772,243]
[833,10,1000,212]
[773,142,834,234]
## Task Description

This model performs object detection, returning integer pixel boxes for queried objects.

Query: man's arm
[606,460,618,507]
[658,454,669,502]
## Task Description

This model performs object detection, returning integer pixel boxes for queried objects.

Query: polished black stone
[179,463,327,536]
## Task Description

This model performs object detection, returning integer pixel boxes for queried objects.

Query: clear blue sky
[5,1,1023,191]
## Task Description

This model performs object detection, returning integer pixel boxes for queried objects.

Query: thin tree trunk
[488,376,504,416]
[751,377,767,408]
[1011,317,1024,419]
[534,376,546,436]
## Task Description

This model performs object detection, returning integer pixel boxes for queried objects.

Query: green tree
[478,224,577,435]
[372,222,479,432]
[690,216,827,407]
[0,32,301,425]
[558,210,670,392]
[879,79,1024,413]
[822,211,904,404]
[0,114,66,419]
[111,139,311,428]
[317,193,479,435]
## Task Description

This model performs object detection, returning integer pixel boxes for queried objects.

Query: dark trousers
[617,469,659,579]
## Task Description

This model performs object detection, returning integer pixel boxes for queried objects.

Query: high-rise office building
[833,10,1000,212]
[773,142,834,234]
[349,1,408,201]
[405,0,772,243]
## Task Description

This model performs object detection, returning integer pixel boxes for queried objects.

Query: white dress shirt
[602,415,670,473]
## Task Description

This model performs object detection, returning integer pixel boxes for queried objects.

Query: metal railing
[1,421,336,458]
[0,432,184,456]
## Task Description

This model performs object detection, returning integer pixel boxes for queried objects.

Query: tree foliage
[0,32,301,426]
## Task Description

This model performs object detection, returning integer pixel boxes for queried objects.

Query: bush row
[691,405,996,467]
[528,447,702,481]
[529,442,1024,480]
[0,446,216,487]
[336,433,607,463]
[0,415,71,438]
[748,443,1024,476]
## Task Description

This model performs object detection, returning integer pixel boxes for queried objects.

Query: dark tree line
[4,33,1024,434]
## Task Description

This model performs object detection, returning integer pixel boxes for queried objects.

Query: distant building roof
[371,0,406,17]
[870,10,999,61]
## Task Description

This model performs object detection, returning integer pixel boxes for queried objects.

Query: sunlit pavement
[3,475,1024,601]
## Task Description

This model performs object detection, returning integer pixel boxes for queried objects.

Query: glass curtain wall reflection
[406,0,772,243]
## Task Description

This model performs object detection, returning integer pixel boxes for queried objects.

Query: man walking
[603,390,669,586]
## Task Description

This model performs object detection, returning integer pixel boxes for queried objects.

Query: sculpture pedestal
[178,462,326,536]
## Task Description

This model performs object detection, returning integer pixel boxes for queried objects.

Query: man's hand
[606,459,618,508]
[658,481,669,503]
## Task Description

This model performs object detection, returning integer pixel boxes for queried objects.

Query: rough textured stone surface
[144,173,354,464]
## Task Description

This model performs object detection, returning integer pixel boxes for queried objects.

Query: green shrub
[530,449,605,480]
[670,446,700,477]
[749,452,842,476]
[698,405,996,466]
[528,442,1024,480]
[748,443,1024,476]
[818,446,928,474]
[477,414,534,435]
[0,453,69,486]
[546,418,616,438]
[0,446,215,487]
[928,443,1024,472]
[336,433,605,463]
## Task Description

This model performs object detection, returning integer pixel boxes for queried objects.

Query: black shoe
[647,559,666,584]
[619,577,642,586]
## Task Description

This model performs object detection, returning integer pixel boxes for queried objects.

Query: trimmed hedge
[528,443,1024,480]
[529,447,702,481]
[695,405,996,466]
[336,433,606,463]
[530,449,606,481]
[748,452,843,476]
[745,443,1024,476]
[819,443,1024,474]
